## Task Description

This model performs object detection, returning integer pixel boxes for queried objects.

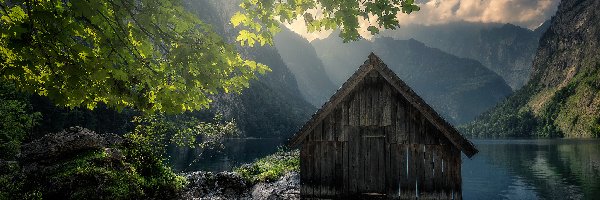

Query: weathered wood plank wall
[299,72,463,199]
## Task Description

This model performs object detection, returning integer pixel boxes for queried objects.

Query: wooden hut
[288,53,478,199]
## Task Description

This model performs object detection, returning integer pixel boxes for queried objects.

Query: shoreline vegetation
[0,126,300,200]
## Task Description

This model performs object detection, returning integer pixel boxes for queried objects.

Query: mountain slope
[461,0,600,138]
[311,36,513,124]
[381,22,543,90]
[184,0,314,137]
[274,27,337,106]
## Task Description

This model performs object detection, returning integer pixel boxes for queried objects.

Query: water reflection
[170,138,600,199]
[463,139,600,200]
[168,138,284,172]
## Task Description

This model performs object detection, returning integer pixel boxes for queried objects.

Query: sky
[286,0,560,41]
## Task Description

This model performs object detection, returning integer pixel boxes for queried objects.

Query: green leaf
[367,26,380,34]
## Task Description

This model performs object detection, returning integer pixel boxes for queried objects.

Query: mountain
[534,20,552,37]
[184,0,314,138]
[311,35,513,124]
[381,22,543,90]
[274,27,337,106]
[461,0,600,138]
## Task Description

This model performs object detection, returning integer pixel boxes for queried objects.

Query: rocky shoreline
[10,127,300,200]
[179,171,300,200]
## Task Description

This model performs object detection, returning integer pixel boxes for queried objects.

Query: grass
[234,149,299,183]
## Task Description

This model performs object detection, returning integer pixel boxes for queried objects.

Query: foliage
[461,64,600,138]
[0,0,268,113]
[129,113,238,158]
[18,139,186,199]
[591,117,600,138]
[0,80,40,160]
[234,149,299,183]
[459,82,541,138]
[232,0,420,44]
[535,83,574,137]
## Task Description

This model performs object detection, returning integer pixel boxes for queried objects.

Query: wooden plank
[372,80,381,126]
[385,142,393,197]
[418,145,425,198]
[350,91,360,126]
[380,81,390,126]
[340,142,350,197]
[341,142,348,197]
[360,84,367,126]
[327,114,336,141]
[443,146,451,199]
[360,130,368,193]
[377,137,386,193]
[454,148,462,200]
[424,145,434,194]
[314,122,322,141]
[385,125,396,146]
[324,142,332,197]
[333,142,340,197]
[300,145,307,197]
[342,100,349,126]
[404,144,416,199]
[312,142,319,198]
[396,101,407,144]
[335,106,344,142]
[386,143,399,199]
[433,146,442,196]
[399,144,409,198]
[306,142,314,198]
[368,136,375,193]
[349,127,360,194]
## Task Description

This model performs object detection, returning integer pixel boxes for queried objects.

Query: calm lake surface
[173,138,600,200]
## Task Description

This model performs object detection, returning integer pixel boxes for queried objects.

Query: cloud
[397,0,559,29]
[285,0,559,41]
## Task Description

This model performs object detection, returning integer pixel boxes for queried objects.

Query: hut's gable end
[289,53,477,158]
[301,70,453,146]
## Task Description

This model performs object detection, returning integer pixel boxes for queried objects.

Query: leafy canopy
[0,0,269,113]
[232,0,420,44]
[0,0,418,114]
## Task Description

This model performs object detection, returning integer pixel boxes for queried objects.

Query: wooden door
[349,126,387,196]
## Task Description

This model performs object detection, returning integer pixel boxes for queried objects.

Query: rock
[251,172,300,200]
[19,127,124,174]
[178,171,301,200]
[20,127,116,164]
[179,171,252,200]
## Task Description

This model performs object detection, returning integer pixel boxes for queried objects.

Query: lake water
[172,138,600,200]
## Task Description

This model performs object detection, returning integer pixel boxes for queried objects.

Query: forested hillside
[461,0,600,138]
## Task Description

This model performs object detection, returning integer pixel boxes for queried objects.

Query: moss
[234,149,299,183]
[17,135,187,200]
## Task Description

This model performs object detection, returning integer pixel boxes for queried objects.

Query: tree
[1,0,419,114]
[0,0,269,113]
[232,0,420,44]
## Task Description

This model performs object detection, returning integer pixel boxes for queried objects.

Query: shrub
[234,149,299,183]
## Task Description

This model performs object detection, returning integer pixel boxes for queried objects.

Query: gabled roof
[287,53,478,158]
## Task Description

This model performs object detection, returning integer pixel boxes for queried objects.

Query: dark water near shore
[173,138,600,200]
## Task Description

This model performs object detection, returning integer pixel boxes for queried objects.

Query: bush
[234,149,299,183]
[14,131,187,200]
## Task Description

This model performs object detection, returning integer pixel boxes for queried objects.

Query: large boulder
[20,126,123,164]
[251,172,300,200]
[179,171,252,200]
[178,171,301,200]
[20,127,124,175]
